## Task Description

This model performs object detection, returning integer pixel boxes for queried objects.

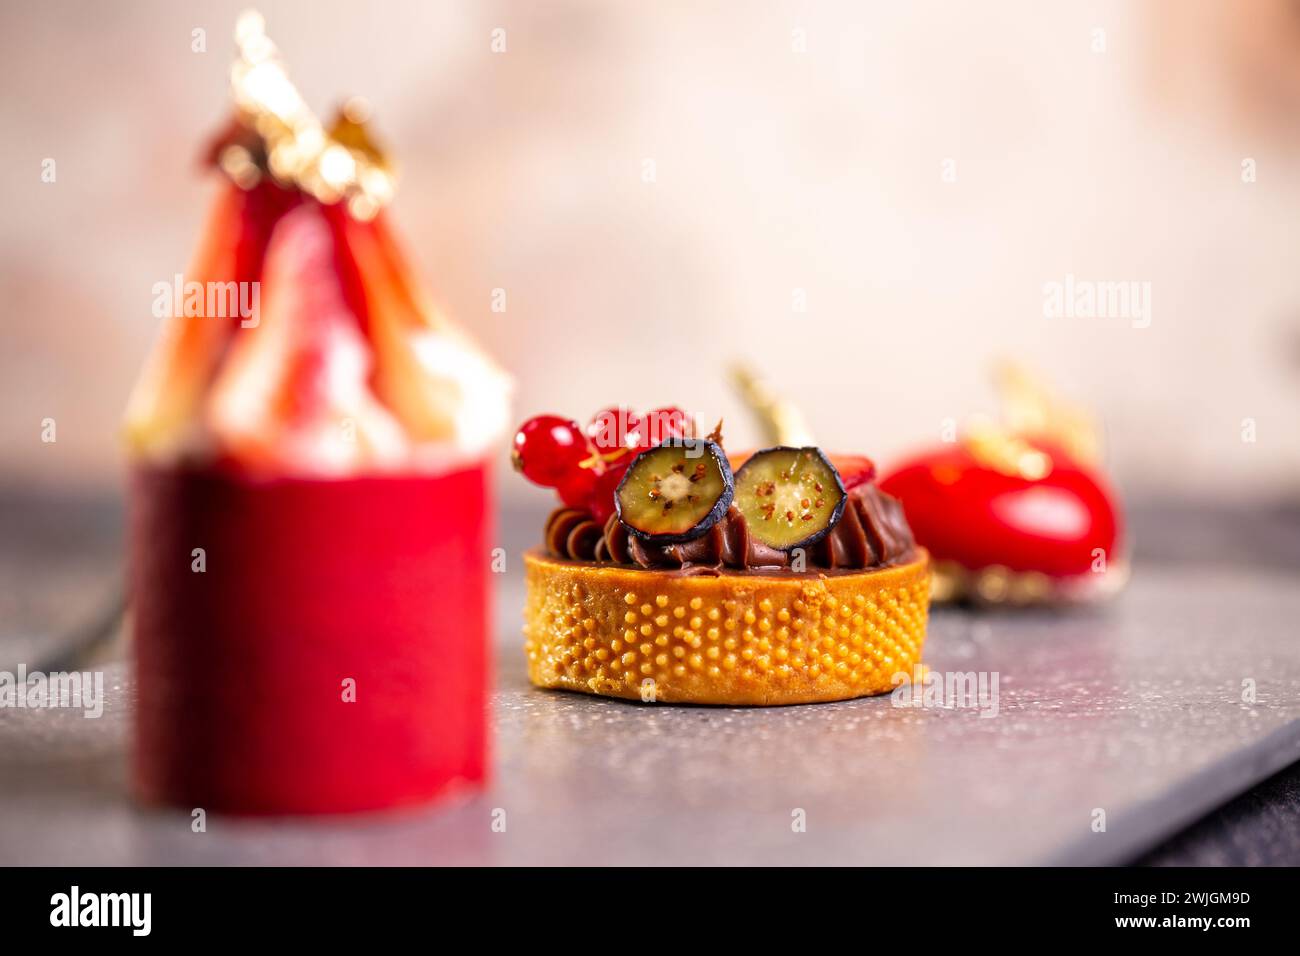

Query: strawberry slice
[206,204,406,473]
[342,210,510,449]
[827,454,876,490]
[124,181,299,456]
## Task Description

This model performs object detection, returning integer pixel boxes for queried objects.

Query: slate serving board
[1,553,1296,865]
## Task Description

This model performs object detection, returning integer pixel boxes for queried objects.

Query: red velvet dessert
[879,366,1125,605]
[124,15,510,814]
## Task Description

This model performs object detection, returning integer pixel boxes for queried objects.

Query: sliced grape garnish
[614,439,733,543]
[733,446,846,550]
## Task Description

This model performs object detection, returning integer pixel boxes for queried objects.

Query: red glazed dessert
[878,367,1125,605]
[123,16,509,814]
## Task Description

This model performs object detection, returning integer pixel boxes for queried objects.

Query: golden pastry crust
[523,549,930,705]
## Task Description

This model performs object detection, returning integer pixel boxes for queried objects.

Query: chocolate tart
[519,444,931,705]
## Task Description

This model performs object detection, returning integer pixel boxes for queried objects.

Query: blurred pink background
[2,0,1299,503]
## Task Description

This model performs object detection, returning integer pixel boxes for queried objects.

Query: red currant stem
[578,447,631,470]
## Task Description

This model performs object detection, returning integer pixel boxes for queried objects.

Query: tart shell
[523,549,930,706]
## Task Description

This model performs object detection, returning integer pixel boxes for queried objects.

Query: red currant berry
[587,459,631,525]
[641,406,694,447]
[556,465,600,509]
[587,407,643,452]
[511,415,591,488]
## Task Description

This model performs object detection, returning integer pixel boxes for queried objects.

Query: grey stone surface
[1140,759,1300,866]
[1,556,1297,865]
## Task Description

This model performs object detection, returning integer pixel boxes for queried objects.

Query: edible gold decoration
[729,363,817,446]
[223,10,395,220]
[962,362,1104,480]
[992,360,1101,466]
[964,414,1054,481]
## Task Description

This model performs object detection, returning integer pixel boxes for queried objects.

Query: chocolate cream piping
[544,482,916,572]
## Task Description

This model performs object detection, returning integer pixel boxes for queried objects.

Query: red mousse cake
[123,16,510,814]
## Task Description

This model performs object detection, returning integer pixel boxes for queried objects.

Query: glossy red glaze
[879,442,1122,578]
[130,462,490,815]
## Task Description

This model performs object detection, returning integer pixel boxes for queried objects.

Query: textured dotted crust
[522,549,930,706]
